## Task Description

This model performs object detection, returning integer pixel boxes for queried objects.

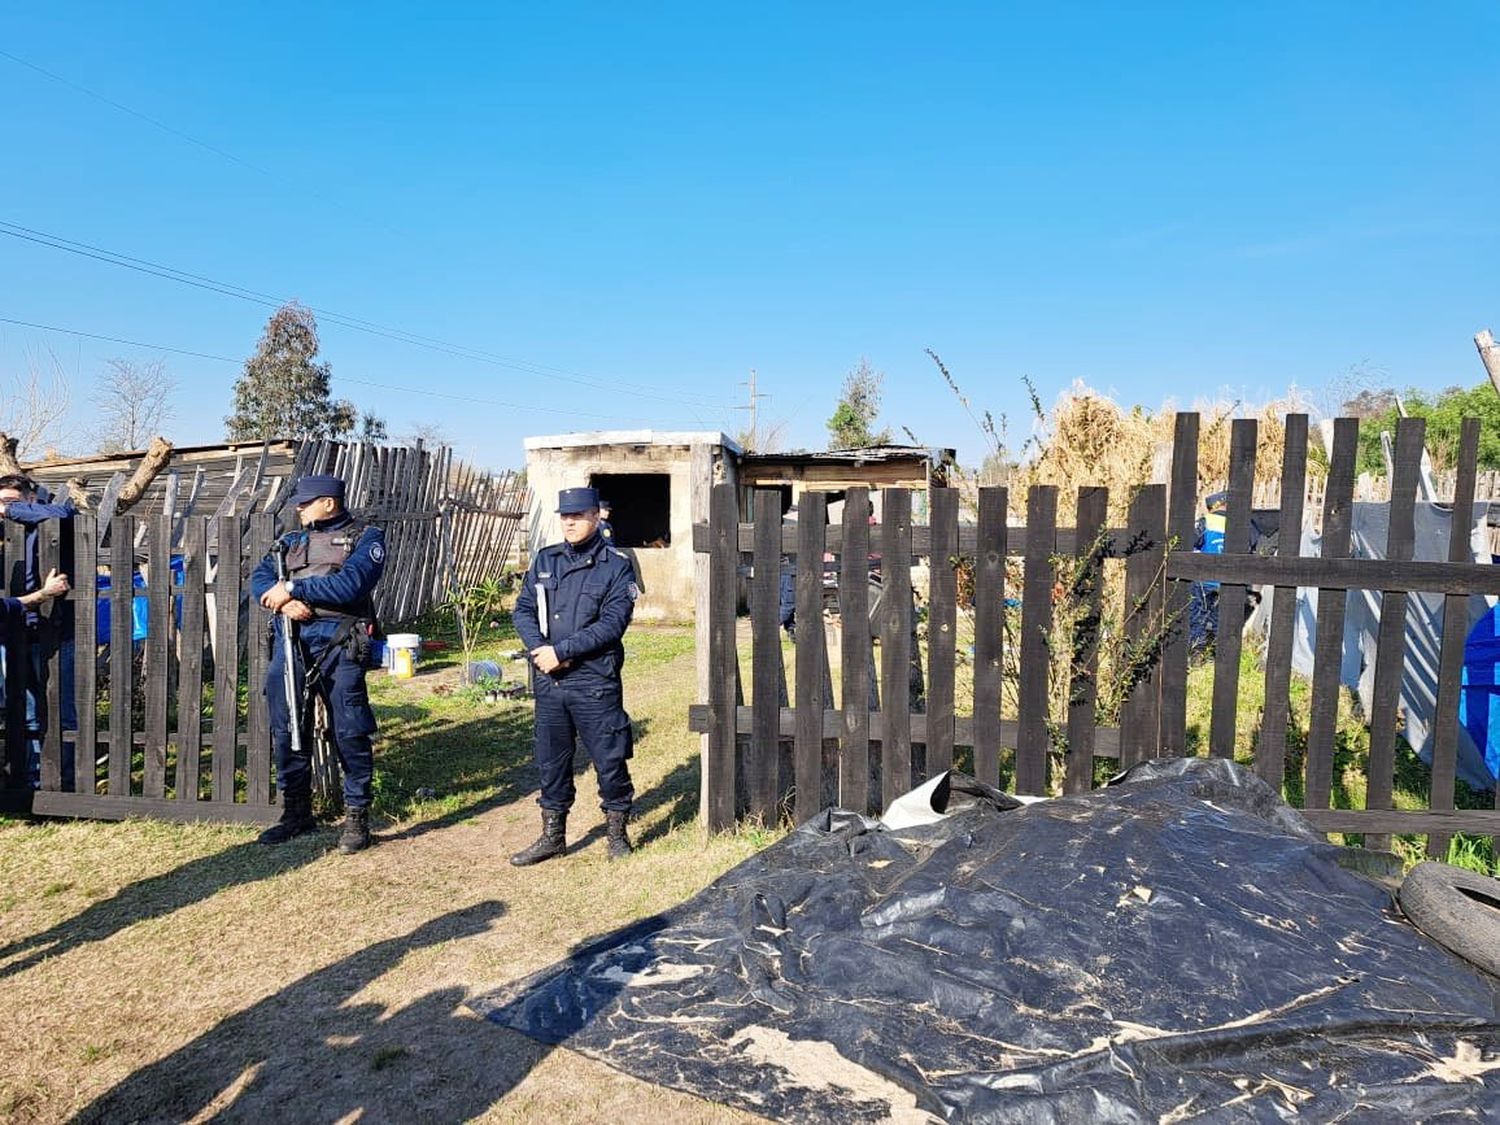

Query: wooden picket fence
[1,469,530,822]
[691,412,1500,854]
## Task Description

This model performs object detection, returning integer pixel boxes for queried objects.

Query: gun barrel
[274,543,303,756]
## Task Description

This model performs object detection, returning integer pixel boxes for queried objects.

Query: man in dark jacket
[0,475,77,788]
[511,486,638,864]
[250,474,385,853]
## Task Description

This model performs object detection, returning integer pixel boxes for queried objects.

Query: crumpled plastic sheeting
[472,759,1500,1122]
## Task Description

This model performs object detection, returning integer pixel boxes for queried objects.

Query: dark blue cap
[556,486,601,514]
[288,474,346,505]
[1204,490,1228,510]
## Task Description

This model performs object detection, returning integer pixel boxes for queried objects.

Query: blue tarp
[95,556,186,644]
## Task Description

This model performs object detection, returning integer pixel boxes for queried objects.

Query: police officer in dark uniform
[511,486,638,864]
[251,474,386,853]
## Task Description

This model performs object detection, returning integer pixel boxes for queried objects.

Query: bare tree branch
[92,357,176,453]
[0,347,72,458]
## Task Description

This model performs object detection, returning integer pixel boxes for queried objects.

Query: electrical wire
[0,315,688,421]
[0,219,729,410]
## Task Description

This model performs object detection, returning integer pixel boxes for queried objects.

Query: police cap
[288,474,346,505]
[556,486,601,514]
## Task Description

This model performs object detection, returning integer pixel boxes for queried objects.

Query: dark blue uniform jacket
[4,491,76,626]
[249,514,386,645]
[514,532,636,679]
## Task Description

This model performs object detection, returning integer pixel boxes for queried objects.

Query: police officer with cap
[511,485,638,864]
[251,473,387,853]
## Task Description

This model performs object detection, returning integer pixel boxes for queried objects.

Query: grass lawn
[0,613,774,1124]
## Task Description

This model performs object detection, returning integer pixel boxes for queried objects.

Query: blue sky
[3,3,1498,469]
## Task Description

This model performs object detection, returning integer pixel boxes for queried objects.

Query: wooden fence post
[793,492,828,825]
[926,488,958,779]
[1065,487,1108,794]
[1016,485,1057,795]
[972,487,1007,788]
[1365,417,1424,851]
[1429,417,1481,858]
[1304,419,1359,811]
[879,487,914,807]
[1257,415,1308,791]
[706,481,739,831]
[1119,485,1166,766]
[1209,419,1258,759]
[1160,412,1199,756]
[749,490,783,821]
[839,488,873,813]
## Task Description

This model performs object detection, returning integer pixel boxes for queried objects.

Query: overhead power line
[0,219,729,410]
[0,315,664,421]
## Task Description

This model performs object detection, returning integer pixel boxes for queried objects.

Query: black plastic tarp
[472,759,1500,1121]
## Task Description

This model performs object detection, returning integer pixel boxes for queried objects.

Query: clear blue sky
[3,3,1498,469]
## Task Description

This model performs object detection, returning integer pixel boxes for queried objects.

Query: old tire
[1397,861,1500,978]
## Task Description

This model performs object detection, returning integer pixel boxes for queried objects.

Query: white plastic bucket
[387,633,421,678]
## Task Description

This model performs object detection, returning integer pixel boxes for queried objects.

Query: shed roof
[525,430,741,454]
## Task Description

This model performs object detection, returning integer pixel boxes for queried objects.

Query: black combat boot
[605,809,633,860]
[338,807,372,854]
[258,789,317,845]
[510,809,567,866]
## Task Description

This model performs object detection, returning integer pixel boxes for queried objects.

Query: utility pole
[735,368,768,450]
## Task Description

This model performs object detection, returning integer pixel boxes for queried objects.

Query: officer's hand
[531,645,562,674]
[282,599,314,622]
[40,568,70,600]
[261,582,293,611]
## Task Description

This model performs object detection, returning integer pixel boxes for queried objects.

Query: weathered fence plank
[1304,418,1360,811]
[1159,413,1200,755]
[1117,486,1165,767]
[1016,486,1056,796]
[1065,487,1107,794]
[211,516,241,804]
[1365,417,1424,852]
[1428,418,1482,858]
[839,488,873,814]
[794,492,828,825]
[108,516,134,797]
[1257,415,1308,791]
[706,482,739,831]
[749,490,783,821]
[971,487,1007,788]
[175,518,207,803]
[143,514,171,798]
[879,487,914,806]
[926,487,958,778]
[72,514,99,795]
[1209,419,1257,759]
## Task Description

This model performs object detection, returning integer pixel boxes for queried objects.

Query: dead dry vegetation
[0,624,769,1124]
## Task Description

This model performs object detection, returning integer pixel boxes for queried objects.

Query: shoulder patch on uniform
[610,548,631,561]
[628,582,641,601]
[370,543,385,563]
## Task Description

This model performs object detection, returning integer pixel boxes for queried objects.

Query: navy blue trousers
[267,638,376,807]
[532,670,634,813]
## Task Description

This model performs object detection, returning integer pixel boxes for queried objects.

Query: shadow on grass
[0,702,540,981]
[71,901,542,1124]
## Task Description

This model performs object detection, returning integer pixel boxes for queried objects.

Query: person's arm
[287,527,387,608]
[513,561,547,652]
[249,546,281,601]
[14,568,69,607]
[1,496,77,523]
[551,559,636,664]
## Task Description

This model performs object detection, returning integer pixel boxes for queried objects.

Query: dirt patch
[0,626,768,1123]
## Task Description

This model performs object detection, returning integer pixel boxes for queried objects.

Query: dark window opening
[590,472,671,547]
